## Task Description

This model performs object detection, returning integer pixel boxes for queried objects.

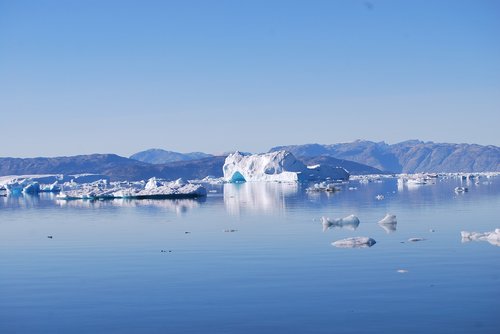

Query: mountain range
[130,149,212,164]
[270,140,500,173]
[0,140,498,181]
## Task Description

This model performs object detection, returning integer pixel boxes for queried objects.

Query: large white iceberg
[223,151,349,183]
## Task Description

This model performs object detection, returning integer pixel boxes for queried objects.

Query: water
[1,177,499,333]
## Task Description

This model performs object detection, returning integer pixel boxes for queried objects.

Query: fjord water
[1,178,499,333]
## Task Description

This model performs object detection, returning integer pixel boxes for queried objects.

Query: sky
[0,0,499,157]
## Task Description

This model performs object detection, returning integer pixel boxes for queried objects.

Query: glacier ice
[332,237,376,248]
[223,151,349,183]
[461,229,500,247]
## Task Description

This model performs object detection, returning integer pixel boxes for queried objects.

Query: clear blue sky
[1,0,499,157]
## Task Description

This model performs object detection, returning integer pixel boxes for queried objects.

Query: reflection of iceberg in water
[378,214,397,233]
[461,229,500,247]
[56,197,204,215]
[223,182,299,215]
[321,215,360,232]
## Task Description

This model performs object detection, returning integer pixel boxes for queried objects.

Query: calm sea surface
[1,177,499,333]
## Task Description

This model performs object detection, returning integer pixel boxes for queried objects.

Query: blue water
[1,177,499,333]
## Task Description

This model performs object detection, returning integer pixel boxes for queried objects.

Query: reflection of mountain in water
[223,183,299,215]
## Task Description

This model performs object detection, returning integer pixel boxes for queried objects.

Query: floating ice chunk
[332,237,376,248]
[397,269,408,273]
[461,229,500,247]
[454,187,468,193]
[378,214,397,233]
[375,194,384,200]
[307,182,337,192]
[321,214,360,231]
[408,237,426,242]
[378,213,397,225]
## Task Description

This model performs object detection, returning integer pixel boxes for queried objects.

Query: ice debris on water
[378,214,397,233]
[397,269,409,273]
[56,177,206,200]
[375,194,384,200]
[332,237,376,248]
[307,182,337,193]
[461,229,500,247]
[223,229,238,233]
[454,187,468,193]
[321,214,360,232]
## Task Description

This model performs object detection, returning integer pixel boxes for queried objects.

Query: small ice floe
[375,194,385,200]
[408,237,426,242]
[332,237,376,248]
[378,214,397,233]
[223,229,238,233]
[461,229,500,247]
[407,178,428,186]
[348,187,357,191]
[306,182,337,193]
[397,269,408,274]
[321,214,360,232]
[454,187,468,193]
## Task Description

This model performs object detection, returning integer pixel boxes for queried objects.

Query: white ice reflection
[55,197,204,215]
[321,215,360,232]
[461,229,500,247]
[223,182,299,215]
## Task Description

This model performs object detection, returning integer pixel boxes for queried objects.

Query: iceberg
[461,229,500,247]
[3,178,41,195]
[0,174,108,195]
[57,178,206,200]
[332,237,376,248]
[223,151,349,183]
[321,214,360,231]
